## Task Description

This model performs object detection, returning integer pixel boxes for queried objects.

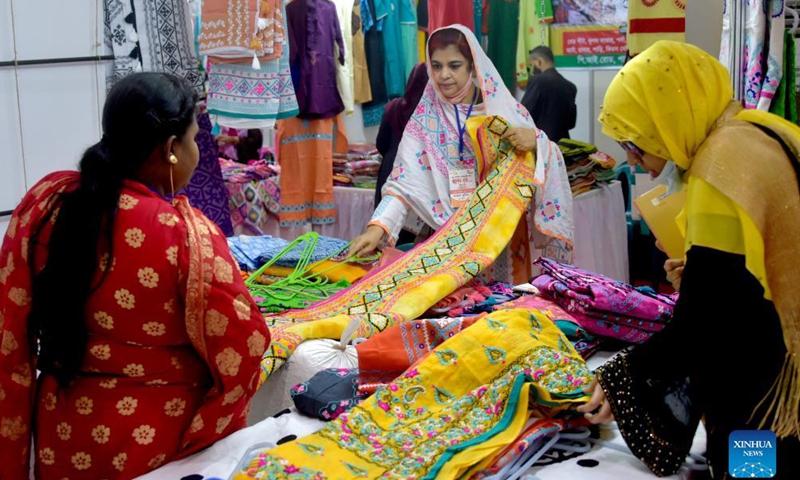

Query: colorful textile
[228,234,350,270]
[103,0,142,89]
[277,115,348,227]
[487,0,520,91]
[362,102,386,127]
[0,172,270,479]
[362,0,388,105]
[515,0,553,87]
[233,310,592,480]
[473,417,584,479]
[287,0,346,119]
[133,0,204,93]
[291,368,366,420]
[356,316,482,395]
[259,115,539,385]
[178,113,234,236]
[207,58,299,122]
[227,177,281,235]
[399,0,420,81]
[207,0,298,123]
[627,0,686,56]
[353,3,374,104]
[428,0,474,33]
[532,257,677,343]
[493,294,601,359]
[378,0,407,99]
[370,25,573,262]
[769,29,797,122]
[600,40,800,438]
[200,0,284,60]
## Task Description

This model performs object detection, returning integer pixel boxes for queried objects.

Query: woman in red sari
[0,73,271,479]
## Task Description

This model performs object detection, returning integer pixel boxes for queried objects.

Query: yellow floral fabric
[234,309,591,479]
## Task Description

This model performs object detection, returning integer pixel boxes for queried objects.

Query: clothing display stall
[1,0,725,479]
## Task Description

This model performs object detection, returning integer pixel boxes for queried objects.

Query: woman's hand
[501,127,538,154]
[664,258,684,292]
[350,225,385,258]
[576,378,615,424]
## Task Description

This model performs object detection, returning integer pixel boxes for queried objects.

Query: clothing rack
[0,210,13,218]
[0,55,115,69]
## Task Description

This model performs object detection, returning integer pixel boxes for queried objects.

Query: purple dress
[287,0,346,119]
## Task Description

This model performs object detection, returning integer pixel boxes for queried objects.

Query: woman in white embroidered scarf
[351,25,572,271]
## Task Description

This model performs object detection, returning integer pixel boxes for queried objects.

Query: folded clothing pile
[220,158,282,234]
[532,257,678,344]
[557,139,617,196]
[333,143,382,189]
[227,234,350,271]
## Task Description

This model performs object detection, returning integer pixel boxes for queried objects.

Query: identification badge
[449,167,477,208]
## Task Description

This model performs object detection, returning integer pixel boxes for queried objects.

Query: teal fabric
[377,0,405,98]
[399,0,419,82]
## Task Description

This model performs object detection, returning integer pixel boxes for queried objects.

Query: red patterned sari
[0,172,270,479]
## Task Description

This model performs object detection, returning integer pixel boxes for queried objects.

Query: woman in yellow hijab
[577,41,800,478]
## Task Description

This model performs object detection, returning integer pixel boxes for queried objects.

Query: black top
[520,68,577,142]
[597,246,800,478]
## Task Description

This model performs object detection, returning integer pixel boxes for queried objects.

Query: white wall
[0,0,107,237]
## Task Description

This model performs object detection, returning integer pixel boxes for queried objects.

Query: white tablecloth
[262,183,628,283]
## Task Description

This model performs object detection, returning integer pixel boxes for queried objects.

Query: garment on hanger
[487,0,520,91]
[277,116,348,227]
[515,0,553,88]
[770,29,798,123]
[353,2,374,103]
[206,0,297,124]
[200,0,284,60]
[427,0,474,33]
[399,0,420,81]
[104,0,142,89]
[378,0,406,97]
[362,0,389,105]
[287,0,347,118]
[627,0,685,56]
[332,0,356,114]
[133,0,205,93]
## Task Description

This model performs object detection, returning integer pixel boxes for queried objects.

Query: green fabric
[515,0,553,87]
[770,30,798,124]
[401,24,419,82]
[487,0,520,91]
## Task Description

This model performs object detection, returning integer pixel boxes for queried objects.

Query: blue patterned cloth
[227,234,350,270]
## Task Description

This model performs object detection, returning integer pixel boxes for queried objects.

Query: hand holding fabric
[350,225,385,257]
[577,378,615,424]
[501,127,538,154]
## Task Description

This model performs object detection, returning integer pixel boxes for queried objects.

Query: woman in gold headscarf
[575,41,800,478]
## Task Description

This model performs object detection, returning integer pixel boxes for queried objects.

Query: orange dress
[0,172,271,479]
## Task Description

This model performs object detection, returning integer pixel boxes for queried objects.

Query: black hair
[236,129,264,163]
[28,72,197,386]
[530,46,555,63]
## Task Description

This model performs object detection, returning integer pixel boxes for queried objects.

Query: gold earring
[169,154,179,164]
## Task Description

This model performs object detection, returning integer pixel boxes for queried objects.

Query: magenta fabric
[532,257,678,344]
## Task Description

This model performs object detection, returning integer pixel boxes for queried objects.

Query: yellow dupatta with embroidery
[599,40,800,438]
[234,309,592,480]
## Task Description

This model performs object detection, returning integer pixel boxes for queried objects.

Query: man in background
[521,46,578,142]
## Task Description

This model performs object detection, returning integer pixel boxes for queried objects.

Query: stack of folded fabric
[227,234,350,271]
[532,257,678,344]
[557,139,617,196]
[332,143,382,188]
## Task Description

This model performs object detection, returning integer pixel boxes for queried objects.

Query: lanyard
[454,88,479,161]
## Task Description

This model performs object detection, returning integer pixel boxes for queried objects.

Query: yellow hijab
[600,40,800,438]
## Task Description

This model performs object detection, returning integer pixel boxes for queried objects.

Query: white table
[259,182,629,283]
